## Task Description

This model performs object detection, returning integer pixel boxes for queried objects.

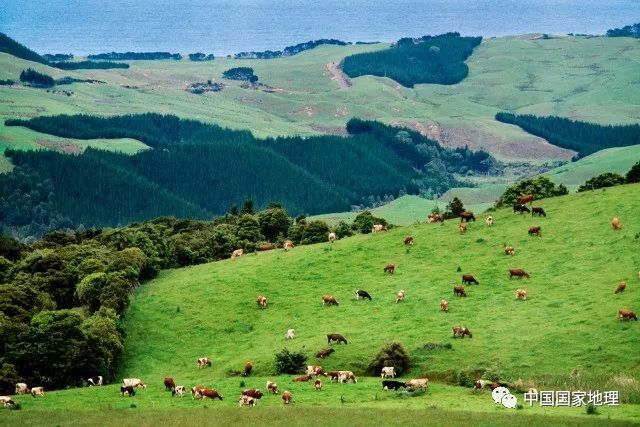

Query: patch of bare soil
[290,106,317,117]
[309,125,347,135]
[326,62,351,89]
[35,139,83,154]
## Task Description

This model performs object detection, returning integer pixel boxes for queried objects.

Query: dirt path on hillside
[326,62,351,89]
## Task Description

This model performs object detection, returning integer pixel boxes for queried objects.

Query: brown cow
[284,240,294,251]
[453,285,467,297]
[460,211,476,222]
[612,217,622,230]
[440,299,449,312]
[504,246,515,256]
[384,263,395,274]
[404,236,414,245]
[327,371,340,382]
[266,381,279,394]
[239,395,256,406]
[293,375,312,382]
[428,213,444,223]
[257,296,267,309]
[615,282,626,294]
[396,289,406,303]
[242,389,264,400]
[164,377,176,391]
[327,333,348,344]
[528,226,541,237]
[618,309,638,321]
[200,388,223,400]
[517,194,534,205]
[259,243,276,251]
[197,357,212,369]
[322,295,339,306]
[509,269,530,279]
[243,362,253,377]
[231,248,243,258]
[462,274,479,285]
[452,326,472,338]
[474,379,490,390]
[315,348,335,359]
[191,385,206,399]
[306,365,327,377]
[459,223,467,234]
[338,371,357,384]
[282,390,292,404]
[516,289,527,301]
[314,379,322,391]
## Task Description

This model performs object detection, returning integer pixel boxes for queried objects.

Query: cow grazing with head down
[172,385,185,397]
[257,295,267,309]
[531,207,546,217]
[384,263,395,274]
[307,366,327,377]
[197,357,212,369]
[231,249,243,259]
[513,204,530,214]
[87,376,103,387]
[619,309,638,321]
[381,367,395,379]
[266,381,279,394]
[15,383,29,395]
[322,295,339,306]
[382,380,406,391]
[285,328,295,339]
[243,362,253,377]
[338,371,357,384]
[259,243,276,251]
[396,289,406,303]
[612,217,622,230]
[314,379,322,391]
[191,385,205,399]
[504,246,515,256]
[242,389,264,400]
[474,379,490,390]
[452,326,472,338]
[327,371,340,382]
[458,223,467,234]
[460,211,476,222]
[200,388,223,400]
[0,396,15,407]
[615,282,626,294]
[404,236,414,245]
[453,286,467,297]
[30,386,45,397]
[485,216,493,226]
[462,274,479,285]
[282,390,292,404]
[516,289,527,301]
[293,375,312,382]
[372,224,387,233]
[122,378,146,389]
[405,378,429,391]
[328,232,337,243]
[440,299,449,312]
[315,348,335,359]
[283,240,294,251]
[120,385,135,397]
[509,269,530,279]
[164,377,176,391]
[327,333,348,344]
[428,213,444,223]
[355,289,372,301]
[528,226,541,237]
[239,395,256,407]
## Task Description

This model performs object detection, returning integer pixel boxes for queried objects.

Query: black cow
[382,380,407,391]
[355,290,372,301]
[121,385,136,396]
[531,207,546,217]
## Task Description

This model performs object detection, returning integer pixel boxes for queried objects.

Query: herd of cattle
[2,194,635,409]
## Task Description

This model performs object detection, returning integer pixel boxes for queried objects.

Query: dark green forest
[50,61,129,70]
[495,112,640,158]
[606,22,640,38]
[234,39,348,59]
[19,68,55,87]
[341,33,482,87]
[2,114,493,239]
[87,52,182,60]
[0,32,47,64]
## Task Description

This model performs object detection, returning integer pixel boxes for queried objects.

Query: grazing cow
[355,289,372,301]
[528,226,541,237]
[259,243,276,251]
[164,377,176,391]
[15,383,29,395]
[328,232,337,243]
[452,326,472,338]
[615,282,626,294]
[372,224,387,233]
[314,379,323,391]
[239,395,256,407]
[266,381,279,394]
[612,217,622,230]
[327,371,340,382]
[327,333,348,344]
[509,268,530,279]
[462,274,479,285]
[485,216,494,226]
[453,286,467,297]
[126,381,146,394]
[338,371,357,384]
[516,289,527,301]
[404,236,414,245]
[243,362,253,377]
[381,367,395,379]
[200,388,223,400]
[405,378,429,391]
[531,207,546,217]
[231,248,243,258]
[306,365,327,377]
[293,375,312,382]
[315,348,335,359]
[283,240,294,251]
[242,389,264,400]
[282,390,292,404]
[460,211,476,222]
[504,246,515,256]
[322,295,339,306]
[428,213,444,223]
[382,380,407,391]
[172,385,185,397]
[191,385,205,399]
[474,379,490,390]
[490,382,509,390]
[87,376,103,387]
[513,204,530,214]
[396,289,406,303]
[440,299,449,312]
[517,194,534,205]
[458,223,467,234]
[0,396,15,407]
[197,357,212,369]
[618,309,638,321]
[257,295,267,309]
[384,263,395,274]
[285,328,295,339]
[120,385,135,397]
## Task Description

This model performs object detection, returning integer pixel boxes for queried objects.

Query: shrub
[585,403,600,415]
[368,342,411,376]
[274,348,307,375]
[496,176,568,207]
[222,67,258,83]
[334,221,353,239]
[352,211,387,234]
[19,68,54,87]
[626,161,640,183]
[578,172,627,192]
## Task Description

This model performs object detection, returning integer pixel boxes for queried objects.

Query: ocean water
[0,0,638,56]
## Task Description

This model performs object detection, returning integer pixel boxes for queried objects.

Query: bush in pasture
[274,348,307,375]
[444,197,465,219]
[578,172,627,192]
[585,403,600,415]
[496,176,568,208]
[222,67,258,83]
[334,221,353,239]
[300,220,330,245]
[368,342,411,376]
[626,161,640,183]
[19,68,55,88]
[352,211,387,234]
[235,214,263,246]
[257,207,292,242]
